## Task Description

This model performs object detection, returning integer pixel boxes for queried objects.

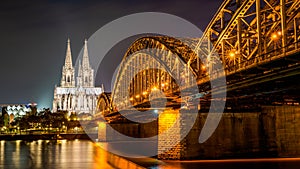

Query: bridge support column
[98,122,107,141]
[158,110,181,159]
[294,18,298,49]
[256,0,262,58]
[280,0,287,52]
[158,109,196,160]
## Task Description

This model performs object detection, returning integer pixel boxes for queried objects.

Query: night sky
[0,0,222,108]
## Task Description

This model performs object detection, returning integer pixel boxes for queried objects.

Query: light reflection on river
[0,140,113,169]
[2,140,300,169]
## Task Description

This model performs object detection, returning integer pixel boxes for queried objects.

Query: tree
[3,113,9,127]
[19,116,30,130]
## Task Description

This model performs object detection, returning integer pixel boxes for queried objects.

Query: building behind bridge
[52,39,103,115]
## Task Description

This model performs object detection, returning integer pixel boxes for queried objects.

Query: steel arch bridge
[95,92,111,118]
[96,0,300,118]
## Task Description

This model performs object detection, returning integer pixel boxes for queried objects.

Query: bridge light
[152,86,158,91]
[271,31,281,41]
[228,49,237,59]
[129,97,134,101]
[201,65,206,70]
[277,31,282,36]
[229,51,235,58]
[161,83,165,87]
[142,91,148,95]
[271,33,278,40]
[135,95,140,98]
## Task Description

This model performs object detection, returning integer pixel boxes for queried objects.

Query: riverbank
[0,133,97,140]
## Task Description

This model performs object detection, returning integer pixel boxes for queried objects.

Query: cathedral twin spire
[61,38,94,88]
[61,38,75,87]
[64,38,73,69]
[53,38,103,114]
[82,39,90,70]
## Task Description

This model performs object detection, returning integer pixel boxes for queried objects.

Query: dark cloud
[0,0,223,108]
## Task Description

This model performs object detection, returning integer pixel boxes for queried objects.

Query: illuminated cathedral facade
[52,39,103,115]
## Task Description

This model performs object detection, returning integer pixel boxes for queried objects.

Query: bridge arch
[111,36,207,111]
[96,92,111,117]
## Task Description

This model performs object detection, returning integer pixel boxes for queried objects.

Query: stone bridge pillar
[157,109,197,160]
[97,121,107,141]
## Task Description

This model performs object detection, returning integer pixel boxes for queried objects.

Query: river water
[0,140,113,169]
[1,140,300,169]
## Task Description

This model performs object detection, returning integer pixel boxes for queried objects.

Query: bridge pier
[97,106,300,159]
[157,110,264,160]
[157,109,183,159]
[262,106,300,156]
[98,122,107,142]
[157,105,300,160]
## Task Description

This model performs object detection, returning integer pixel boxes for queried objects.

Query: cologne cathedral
[52,39,103,115]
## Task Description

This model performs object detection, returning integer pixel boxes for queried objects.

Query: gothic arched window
[67,76,70,82]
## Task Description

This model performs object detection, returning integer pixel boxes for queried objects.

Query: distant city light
[5,104,31,116]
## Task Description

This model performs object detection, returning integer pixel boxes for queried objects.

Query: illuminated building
[52,39,103,115]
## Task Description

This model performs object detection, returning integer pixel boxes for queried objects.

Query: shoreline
[0,133,97,141]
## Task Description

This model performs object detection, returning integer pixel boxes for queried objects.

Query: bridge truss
[98,0,300,116]
[193,0,300,75]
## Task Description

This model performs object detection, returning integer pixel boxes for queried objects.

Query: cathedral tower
[77,39,94,87]
[61,39,75,87]
[53,38,103,115]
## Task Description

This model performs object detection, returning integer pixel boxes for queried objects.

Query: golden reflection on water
[3,140,300,169]
[0,140,113,169]
[0,140,4,165]
[93,143,113,169]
